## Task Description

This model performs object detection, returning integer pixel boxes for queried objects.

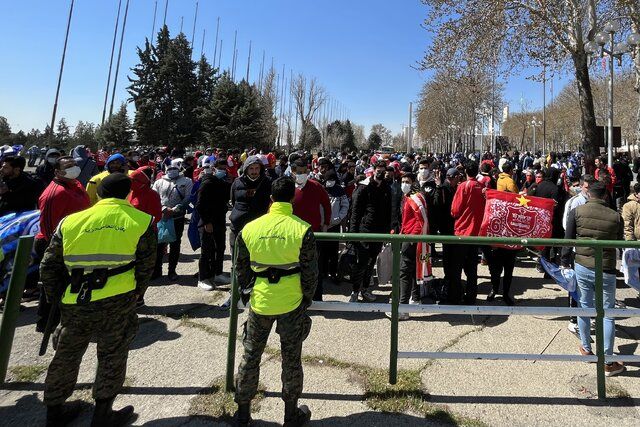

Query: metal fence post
[225,240,240,392]
[389,241,401,385]
[594,247,606,399]
[0,236,34,383]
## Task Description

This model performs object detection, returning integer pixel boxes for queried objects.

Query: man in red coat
[449,160,486,305]
[35,156,90,330]
[291,159,331,301]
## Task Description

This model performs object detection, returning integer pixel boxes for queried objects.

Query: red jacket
[293,179,331,232]
[400,193,426,235]
[36,178,90,241]
[128,167,162,227]
[451,178,486,236]
[595,166,616,193]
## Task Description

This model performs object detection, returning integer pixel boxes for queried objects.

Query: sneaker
[360,289,376,302]
[213,274,231,285]
[198,279,215,291]
[348,292,359,303]
[409,298,420,305]
[567,322,579,335]
[220,296,231,310]
[579,346,594,356]
[399,313,410,321]
[605,362,625,377]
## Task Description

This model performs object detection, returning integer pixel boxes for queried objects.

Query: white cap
[170,158,184,168]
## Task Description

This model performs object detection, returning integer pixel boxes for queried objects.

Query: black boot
[46,402,82,427]
[90,397,134,427]
[234,402,251,427]
[486,290,497,302]
[283,401,311,427]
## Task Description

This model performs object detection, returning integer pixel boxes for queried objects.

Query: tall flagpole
[163,0,169,26]
[101,0,121,125]
[218,39,223,72]
[50,0,75,139]
[245,41,252,82]
[212,17,220,69]
[231,30,237,80]
[151,0,157,41]
[190,0,199,58]
[258,50,265,92]
[108,0,130,119]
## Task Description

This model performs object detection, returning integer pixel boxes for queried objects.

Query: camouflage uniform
[234,229,317,404]
[41,225,156,406]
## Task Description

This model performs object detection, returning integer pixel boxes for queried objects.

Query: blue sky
[0,0,555,136]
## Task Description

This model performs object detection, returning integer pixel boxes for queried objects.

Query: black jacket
[0,172,42,216]
[349,179,392,233]
[229,175,272,233]
[196,173,231,226]
[432,180,456,235]
[35,162,55,187]
[528,179,566,237]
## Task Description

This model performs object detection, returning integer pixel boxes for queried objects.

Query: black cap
[98,173,132,199]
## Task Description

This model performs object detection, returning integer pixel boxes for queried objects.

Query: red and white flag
[480,189,555,249]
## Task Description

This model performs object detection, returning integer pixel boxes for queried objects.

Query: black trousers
[351,242,383,293]
[448,244,478,304]
[319,225,340,278]
[154,216,185,275]
[200,224,227,280]
[399,242,420,304]
[487,248,517,296]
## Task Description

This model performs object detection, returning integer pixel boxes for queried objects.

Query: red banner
[480,190,555,249]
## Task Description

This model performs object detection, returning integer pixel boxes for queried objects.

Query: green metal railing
[0,236,35,383]
[226,233,640,400]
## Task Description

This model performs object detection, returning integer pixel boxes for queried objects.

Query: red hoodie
[128,167,162,227]
[451,178,486,236]
[36,178,90,241]
[293,179,331,232]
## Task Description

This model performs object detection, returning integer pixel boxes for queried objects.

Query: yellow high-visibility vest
[60,198,152,304]
[242,202,310,315]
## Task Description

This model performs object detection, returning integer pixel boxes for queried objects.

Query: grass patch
[189,377,264,422]
[179,316,230,338]
[9,364,47,382]
[606,381,631,399]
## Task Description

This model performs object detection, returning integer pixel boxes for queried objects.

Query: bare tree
[291,73,327,148]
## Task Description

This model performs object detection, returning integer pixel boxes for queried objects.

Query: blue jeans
[575,263,616,356]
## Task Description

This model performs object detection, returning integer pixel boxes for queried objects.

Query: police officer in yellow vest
[234,176,318,427]
[40,173,157,427]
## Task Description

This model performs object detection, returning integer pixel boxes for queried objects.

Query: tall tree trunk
[572,51,598,173]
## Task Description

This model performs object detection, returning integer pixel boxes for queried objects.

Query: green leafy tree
[98,103,133,148]
[0,117,11,144]
[73,121,98,150]
[12,130,27,146]
[367,131,382,151]
[26,129,42,146]
[299,122,322,150]
[55,118,71,147]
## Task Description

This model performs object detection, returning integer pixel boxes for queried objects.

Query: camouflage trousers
[44,293,138,406]
[235,305,312,404]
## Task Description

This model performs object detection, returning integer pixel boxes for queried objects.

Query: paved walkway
[1,226,640,426]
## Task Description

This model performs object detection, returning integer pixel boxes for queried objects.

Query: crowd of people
[1,144,639,379]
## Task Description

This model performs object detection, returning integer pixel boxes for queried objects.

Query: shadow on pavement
[0,393,93,426]
[138,303,230,320]
[130,317,181,350]
[429,393,640,407]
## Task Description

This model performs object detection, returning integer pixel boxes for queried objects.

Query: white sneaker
[567,322,579,334]
[360,289,376,302]
[409,298,420,305]
[198,279,215,291]
[399,313,410,321]
[349,292,359,303]
[213,274,231,285]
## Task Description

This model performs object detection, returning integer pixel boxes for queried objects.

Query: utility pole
[190,1,199,58]
[108,0,130,120]
[542,64,547,155]
[101,0,121,125]
[212,17,220,69]
[245,41,252,82]
[151,0,157,41]
[50,0,75,140]
[407,102,413,153]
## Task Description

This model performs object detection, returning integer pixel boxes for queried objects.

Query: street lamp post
[585,20,640,166]
[529,117,542,154]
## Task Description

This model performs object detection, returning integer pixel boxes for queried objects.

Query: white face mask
[401,183,412,194]
[326,180,336,188]
[47,157,58,165]
[166,169,180,179]
[62,166,81,180]
[295,173,309,187]
[132,156,140,162]
[418,168,429,180]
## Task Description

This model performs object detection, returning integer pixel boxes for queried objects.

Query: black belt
[254,267,301,283]
[70,260,137,305]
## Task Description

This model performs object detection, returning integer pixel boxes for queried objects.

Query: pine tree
[0,117,11,144]
[55,118,71,148]
[299,122,321,150]
[98,103,133,148]
[73,121,98,150]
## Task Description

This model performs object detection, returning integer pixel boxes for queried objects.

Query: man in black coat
[348,160,392,303]
[196,159,232,290]
[0,156,42,216]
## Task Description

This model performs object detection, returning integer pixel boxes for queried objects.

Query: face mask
[215,170,227,179]
[62,166,81,180]
[167,169,179,179]
[132,156,140,162]
[374,171,385,181]
[326,180,336,188]
[47,157,58,165]
[419,169,429,180]
[401,183,412,194]
[202,166,212,175]
[247,174,260,182]
[295,173,309,187]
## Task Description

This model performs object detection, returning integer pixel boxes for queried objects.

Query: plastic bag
[157,217,177,244]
